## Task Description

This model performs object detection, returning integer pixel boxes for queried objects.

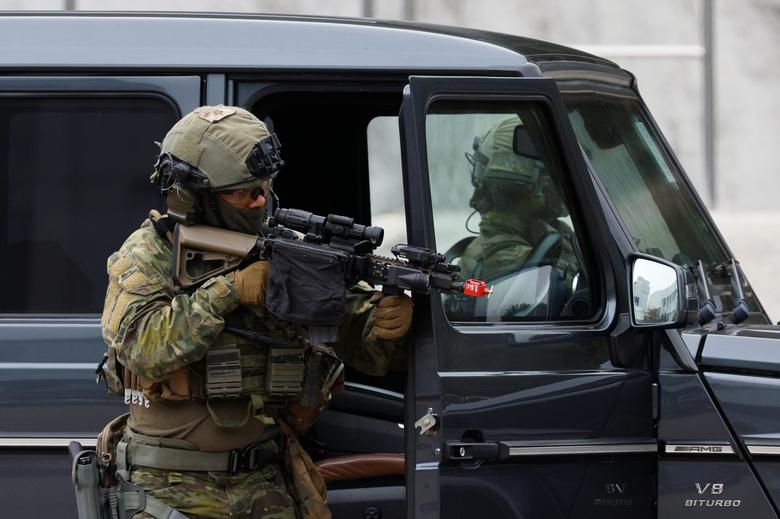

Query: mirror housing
[628,253,698,329]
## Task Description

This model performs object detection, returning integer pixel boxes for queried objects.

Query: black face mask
[204,195,265,235]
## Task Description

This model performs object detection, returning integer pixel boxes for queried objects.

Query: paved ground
[710,211,780,323]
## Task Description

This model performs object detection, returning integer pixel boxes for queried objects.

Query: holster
[70,446,105,519]
[71,433,191,519]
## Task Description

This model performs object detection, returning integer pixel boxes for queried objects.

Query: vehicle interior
[249,86,409,517]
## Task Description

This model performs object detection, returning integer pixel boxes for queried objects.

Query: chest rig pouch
[200,316,343,431]
[205,326,307,402]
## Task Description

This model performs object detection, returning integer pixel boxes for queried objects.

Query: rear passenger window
[0,97,177,313]
[367,116,406,257]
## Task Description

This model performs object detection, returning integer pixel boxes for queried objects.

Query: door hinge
[414,408,438,435]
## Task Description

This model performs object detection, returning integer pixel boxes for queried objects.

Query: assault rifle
[171,208,489,330]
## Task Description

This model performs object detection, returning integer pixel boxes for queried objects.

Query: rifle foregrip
[384,266,430,293]
[381,285,405,296]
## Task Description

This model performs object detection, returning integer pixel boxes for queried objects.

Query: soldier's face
[217,179,270,209]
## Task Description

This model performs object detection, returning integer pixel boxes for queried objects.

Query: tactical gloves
[371,294,414,341]
[231,261,271,307]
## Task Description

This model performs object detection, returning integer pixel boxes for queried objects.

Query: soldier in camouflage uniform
[455,116,580,315]
[100,106,412,519]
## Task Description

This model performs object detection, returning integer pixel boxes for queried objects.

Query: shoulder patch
[198,106,237,123]
[107,227,173,296]
[107,252,166,296]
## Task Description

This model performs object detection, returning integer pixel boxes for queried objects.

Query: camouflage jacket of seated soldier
[101,212,405,452]
[457,210,578,287]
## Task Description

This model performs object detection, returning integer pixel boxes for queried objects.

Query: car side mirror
[629,253,698,329]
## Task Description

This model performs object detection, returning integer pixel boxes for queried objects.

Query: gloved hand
[231,261,271,307]
[371,294,413,341]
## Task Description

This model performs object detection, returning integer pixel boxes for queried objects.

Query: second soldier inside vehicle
[447,115,585,321]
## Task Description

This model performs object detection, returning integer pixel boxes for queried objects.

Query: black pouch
[266,243,348,326]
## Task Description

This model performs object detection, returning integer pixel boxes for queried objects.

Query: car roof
[0,12,626,78]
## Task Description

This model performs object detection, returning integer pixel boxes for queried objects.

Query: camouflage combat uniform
[102,214,403,519]
[458,210,578,287]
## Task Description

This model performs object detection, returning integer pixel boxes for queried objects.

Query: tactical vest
[97,215,343,432]
[99,307,343,432]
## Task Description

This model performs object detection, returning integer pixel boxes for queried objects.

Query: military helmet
[152,105,283,192]
[152,106,284,230]
[469,115,545,191]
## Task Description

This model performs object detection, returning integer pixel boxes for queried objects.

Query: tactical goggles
[217,180,271,204]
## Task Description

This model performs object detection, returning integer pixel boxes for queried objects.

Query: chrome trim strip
[506,443,657,457]
[748,445,780,456]
[665,444,734,455]
[0,438,96,448]
[343,381,403,400]
[0,362,95,370]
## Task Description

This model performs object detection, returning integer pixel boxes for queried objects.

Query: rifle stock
[172,224,259,289]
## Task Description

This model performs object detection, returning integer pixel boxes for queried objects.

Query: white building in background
[633,276,651,320]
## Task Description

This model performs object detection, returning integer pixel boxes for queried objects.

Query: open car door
[399,76,657,519]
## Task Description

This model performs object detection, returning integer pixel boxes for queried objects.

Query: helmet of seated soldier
[151,105,283,234]
[468,116,563,220]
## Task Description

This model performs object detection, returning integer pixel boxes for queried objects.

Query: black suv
[2,12,779,519]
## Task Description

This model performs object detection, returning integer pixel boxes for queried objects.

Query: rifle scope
[273,208,384,248]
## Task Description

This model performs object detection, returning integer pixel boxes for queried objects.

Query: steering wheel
[522,231,563,268]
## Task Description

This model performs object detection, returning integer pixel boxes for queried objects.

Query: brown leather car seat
[315,453,405,483]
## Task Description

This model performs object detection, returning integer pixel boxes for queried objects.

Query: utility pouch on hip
[282,431,331,519]
[96,412,130,487]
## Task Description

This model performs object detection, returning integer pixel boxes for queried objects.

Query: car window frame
[0,75,199,317]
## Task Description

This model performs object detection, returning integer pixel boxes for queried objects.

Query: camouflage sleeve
[101,227,239,382]
[332,282,406,377]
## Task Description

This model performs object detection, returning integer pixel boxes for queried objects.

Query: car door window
[426,101,595,322]
[0,96,177,313]
[367,115,407,257]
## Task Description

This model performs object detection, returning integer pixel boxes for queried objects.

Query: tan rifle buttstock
[173,224,259,289]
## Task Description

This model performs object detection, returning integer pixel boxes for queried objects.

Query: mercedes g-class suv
[2,12,779,519]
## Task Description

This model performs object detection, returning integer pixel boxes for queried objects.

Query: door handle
[445,441,509,461]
